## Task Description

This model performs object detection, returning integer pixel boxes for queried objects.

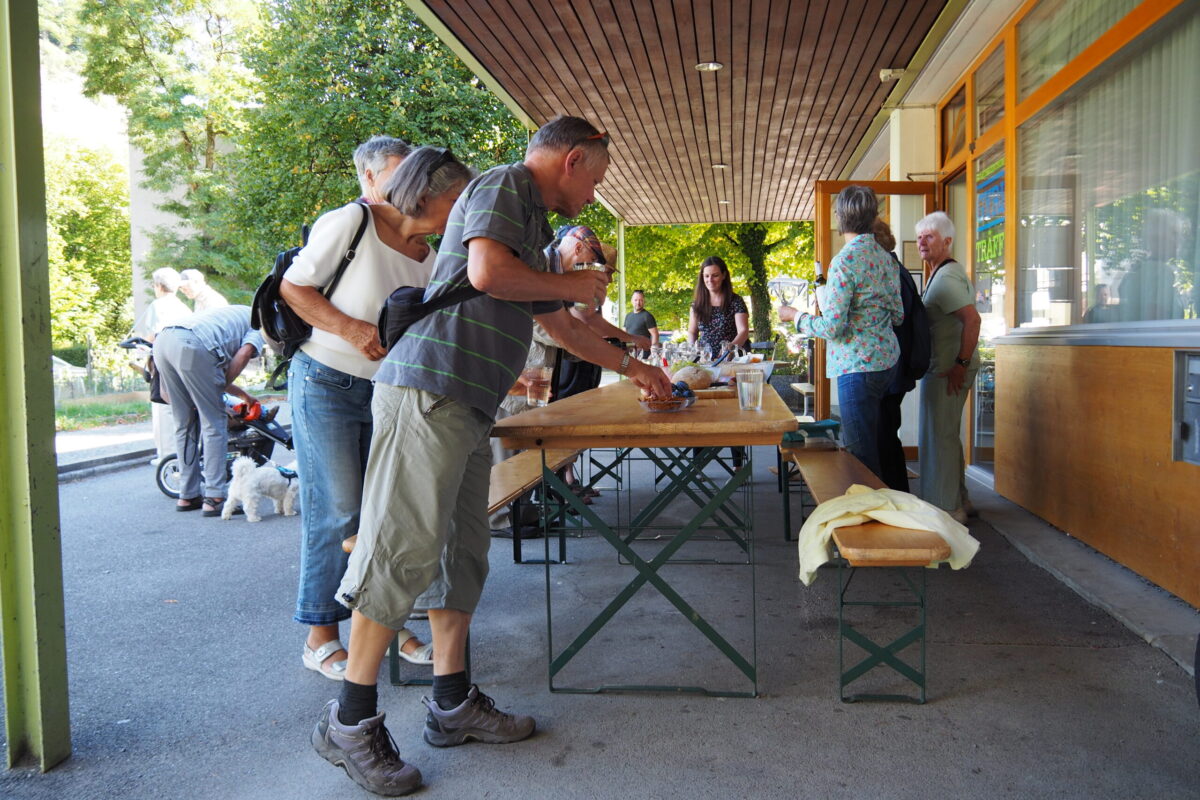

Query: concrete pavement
[4,442,1197,798]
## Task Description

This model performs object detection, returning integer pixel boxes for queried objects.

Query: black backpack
[892,254,932,383]
[251,201,370,389]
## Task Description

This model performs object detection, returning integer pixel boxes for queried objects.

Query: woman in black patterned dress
[686,256,750,356]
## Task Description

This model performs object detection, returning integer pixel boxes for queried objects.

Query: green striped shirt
[374,163,558,417]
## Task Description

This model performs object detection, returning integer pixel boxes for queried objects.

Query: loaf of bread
[670,365,712,390]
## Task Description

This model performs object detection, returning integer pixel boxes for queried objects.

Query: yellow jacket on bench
[797,485,980,585]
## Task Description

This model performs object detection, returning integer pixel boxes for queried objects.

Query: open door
[811,180,937,421]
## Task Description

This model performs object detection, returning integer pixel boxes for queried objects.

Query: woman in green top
[915,211,981,522]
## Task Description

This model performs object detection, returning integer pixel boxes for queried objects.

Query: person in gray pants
[153,304,264,516]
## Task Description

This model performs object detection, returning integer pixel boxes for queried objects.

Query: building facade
[851,0,1198,606]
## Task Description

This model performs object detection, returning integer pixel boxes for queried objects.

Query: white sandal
[303,639,347,681]
[395,628,434,665]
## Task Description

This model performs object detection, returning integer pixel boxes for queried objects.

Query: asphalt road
[2,453,1198,799]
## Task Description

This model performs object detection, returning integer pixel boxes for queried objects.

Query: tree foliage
[70,0,818,333]
[78,0,259,291]
[621,221,815,338]
[43,137,133,347]
[224,0,529,276]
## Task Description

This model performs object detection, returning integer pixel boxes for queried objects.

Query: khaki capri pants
[337,385,493,630]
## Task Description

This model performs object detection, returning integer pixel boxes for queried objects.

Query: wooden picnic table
[492,379,797,696]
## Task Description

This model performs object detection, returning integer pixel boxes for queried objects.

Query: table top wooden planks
[493,380,797,450]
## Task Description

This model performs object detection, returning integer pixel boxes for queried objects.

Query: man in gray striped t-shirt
[313,117,671,796]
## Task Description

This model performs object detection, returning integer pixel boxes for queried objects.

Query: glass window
[940,86,966,164]
[1017,6,1199,327]
[975,45,1005,133]
[972,144,1005,468]
[1017,0,1139,101]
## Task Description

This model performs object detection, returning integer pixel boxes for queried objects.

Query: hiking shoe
[311,699,421,796]
[422,686,535,747]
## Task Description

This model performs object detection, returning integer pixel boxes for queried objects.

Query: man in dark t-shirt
[623,290,659,357]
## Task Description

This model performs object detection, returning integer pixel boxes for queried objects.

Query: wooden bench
[342,447,581,563]
[781,446,950,703]
[779,444,878,540]
[487,448,581,564]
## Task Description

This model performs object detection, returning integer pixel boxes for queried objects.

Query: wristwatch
[814,275,827,286]
[617,351,632,375]
[954,357,971,368]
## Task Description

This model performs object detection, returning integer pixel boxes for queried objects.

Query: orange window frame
[933,0,1190,333]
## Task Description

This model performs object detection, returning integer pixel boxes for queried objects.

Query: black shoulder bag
[251,201,370,389]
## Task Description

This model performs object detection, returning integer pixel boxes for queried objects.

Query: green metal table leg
[543,450,757,697]
[626,448,749,557]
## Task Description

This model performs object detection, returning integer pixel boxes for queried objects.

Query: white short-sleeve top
[284,202,435,379]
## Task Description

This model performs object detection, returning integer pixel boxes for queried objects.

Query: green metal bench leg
[782,452,792,541]
[837,562,929,704]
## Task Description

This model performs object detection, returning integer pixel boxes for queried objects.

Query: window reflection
[941,86,966,163]
[1018,8,1199,327]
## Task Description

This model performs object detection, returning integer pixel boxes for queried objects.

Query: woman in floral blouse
[778,186,902,477]
[686,256,750,357]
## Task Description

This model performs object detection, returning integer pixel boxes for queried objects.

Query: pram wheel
[156,455,183,499]
[154,451,239,498]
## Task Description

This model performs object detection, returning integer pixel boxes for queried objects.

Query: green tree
[224,0,529,275]
[620,221,815,337]
[78,0,259,291]
[43,137,133,347]
[712,222,813,341]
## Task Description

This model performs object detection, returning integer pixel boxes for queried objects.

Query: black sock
[432,671,470,710]
[337,679,378,726]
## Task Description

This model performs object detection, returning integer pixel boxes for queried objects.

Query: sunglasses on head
[426,147,454,176]
[570,131,609,150]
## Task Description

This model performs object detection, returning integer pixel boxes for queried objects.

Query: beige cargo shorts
[337,384,493,630]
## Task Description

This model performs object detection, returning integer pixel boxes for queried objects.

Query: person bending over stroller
[153,305,264,517]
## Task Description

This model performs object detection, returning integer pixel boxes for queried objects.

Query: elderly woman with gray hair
[778,185,902,477]
[133,267,193,462]
[915,210,980,523]
[280,145,474,681]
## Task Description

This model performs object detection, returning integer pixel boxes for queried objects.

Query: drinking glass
[571,261,608,310]
[523,365,553,406]
[736,369,764,411]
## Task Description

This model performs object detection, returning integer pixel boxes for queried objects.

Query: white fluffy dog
[222,456,299,522]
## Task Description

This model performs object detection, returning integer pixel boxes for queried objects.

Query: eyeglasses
[553,226,606,265]
[569,131,609,150]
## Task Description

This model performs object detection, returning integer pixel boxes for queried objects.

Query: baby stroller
[118,335,294,499]
[154,400,294,499]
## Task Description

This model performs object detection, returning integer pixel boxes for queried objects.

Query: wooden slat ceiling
[420,0,948,225]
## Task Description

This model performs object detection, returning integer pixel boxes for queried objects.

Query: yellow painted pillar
[0,0,72,771]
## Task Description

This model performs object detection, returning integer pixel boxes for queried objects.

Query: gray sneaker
[422,686,535,747]
[312,699,422,796]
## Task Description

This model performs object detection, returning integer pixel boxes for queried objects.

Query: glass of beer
[736,369,764,411]
[523,365,553,406]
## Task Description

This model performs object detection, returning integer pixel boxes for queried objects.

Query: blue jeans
[290,350,374,626]
[837,363,897,479]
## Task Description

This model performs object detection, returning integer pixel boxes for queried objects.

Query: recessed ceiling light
[717,200,731,204]
[712,163,729,169]
[695,61,723,72]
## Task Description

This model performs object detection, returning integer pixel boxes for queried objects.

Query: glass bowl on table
[638,395,696,413]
